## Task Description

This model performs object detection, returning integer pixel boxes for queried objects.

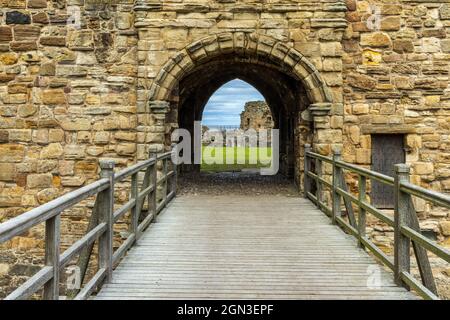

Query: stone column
[309,102,342,206]
[139,100,169,160]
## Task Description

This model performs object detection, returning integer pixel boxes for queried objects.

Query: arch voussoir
[186,40,208,62]
[150,32,332,106]
[202,35,220,56]
[271,42,291,65]
[217,33,234,53]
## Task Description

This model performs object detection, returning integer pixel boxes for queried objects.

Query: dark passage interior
[166,53,313,188]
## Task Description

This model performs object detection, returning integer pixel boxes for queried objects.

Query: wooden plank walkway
[96,195,417,300]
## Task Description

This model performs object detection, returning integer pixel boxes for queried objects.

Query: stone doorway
[148,33,335,188]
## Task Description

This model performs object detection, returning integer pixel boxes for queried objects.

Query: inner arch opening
[200,79,273,172]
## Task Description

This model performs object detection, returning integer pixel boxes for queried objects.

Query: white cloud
[202,79,265,126]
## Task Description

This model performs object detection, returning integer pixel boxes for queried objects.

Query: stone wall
[0,0,449,298]
[0,0,139,297]
[240,101,274,131]
[342,0,450,239]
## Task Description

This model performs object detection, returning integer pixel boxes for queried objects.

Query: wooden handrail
[0,147,178,300]
[0,178,109,243]
[304,144,449,300]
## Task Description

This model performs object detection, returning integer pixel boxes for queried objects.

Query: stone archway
[148,32,340,186]
[150,32,332,107]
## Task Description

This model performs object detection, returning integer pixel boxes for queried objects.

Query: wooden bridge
[0,145,449,300]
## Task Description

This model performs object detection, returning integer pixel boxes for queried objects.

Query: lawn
[201,146,272,172]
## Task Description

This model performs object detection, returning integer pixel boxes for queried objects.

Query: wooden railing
[0,147,178,300]
[304,144,450,300]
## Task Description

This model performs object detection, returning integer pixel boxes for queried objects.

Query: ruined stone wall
[0,0,138,297]
[342,0,450,242]
[240,101,274,131]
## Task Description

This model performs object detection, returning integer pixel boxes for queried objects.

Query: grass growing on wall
[201,146,272,172]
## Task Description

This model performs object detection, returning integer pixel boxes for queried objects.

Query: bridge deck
[96,195,417,300]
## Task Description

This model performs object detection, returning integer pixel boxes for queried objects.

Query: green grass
[201,146,272,172]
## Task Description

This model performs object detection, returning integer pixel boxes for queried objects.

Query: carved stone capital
[309,103,332,118]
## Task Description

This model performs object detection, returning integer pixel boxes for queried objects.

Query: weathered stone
[27,173,53,188]
[0,187,23,207]
[40,37,66,46]
[9,129,31,142]
[41,89,66,105]
[439,221,450,236]
[36,188,58,204]
[381,17,401,31]
[27,0,47,8]
[346,0,356,11]
[116,143,137,156]
[360,32,391,48]
[394,76,413,90]
[352,104,369,115]
[59,119,91,131]
[48,129,64,142]
[32,12,48,24]
[58,161,74,176]
[421,38,440,53]
[362,50,382,66]
[439,4,450,20]
[64,145,86,159]
[0,130,9,143]
[40,143,63,159]
[6,11,31,25]
[0,164,16,181]
[0,144,24,162]
[5,0,26,8]
[13,25,40,40]
[39,62,56,76]
[0,52,18,65]
[94,131,110,144]
[356,149,370,164]
[0,264,9,277]
[61,176,86,187]
[346,73,377,90]
[10,41,37,51]
[0,27,13,42]
[17,104,37,117]
[413,162,434,175]
[393,40,414,53]
[67,30,94,51]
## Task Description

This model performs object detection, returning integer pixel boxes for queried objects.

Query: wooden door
[371,134,405,209]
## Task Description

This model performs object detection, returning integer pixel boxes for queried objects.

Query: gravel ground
[178,171,300,197]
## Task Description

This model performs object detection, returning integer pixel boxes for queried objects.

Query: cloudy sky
[202,79,265,126]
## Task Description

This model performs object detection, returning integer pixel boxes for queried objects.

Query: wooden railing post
[394,164,411,289]
[315,157,322,207]
[98,160,115,283]
[332,149,342,224]
[303,144,311,198]
[358,175,366,248]
[171,143,178,196]
[130,172,139,241]
[150,152,157,220]
[43,214,60,300]
[162,154,168,206]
